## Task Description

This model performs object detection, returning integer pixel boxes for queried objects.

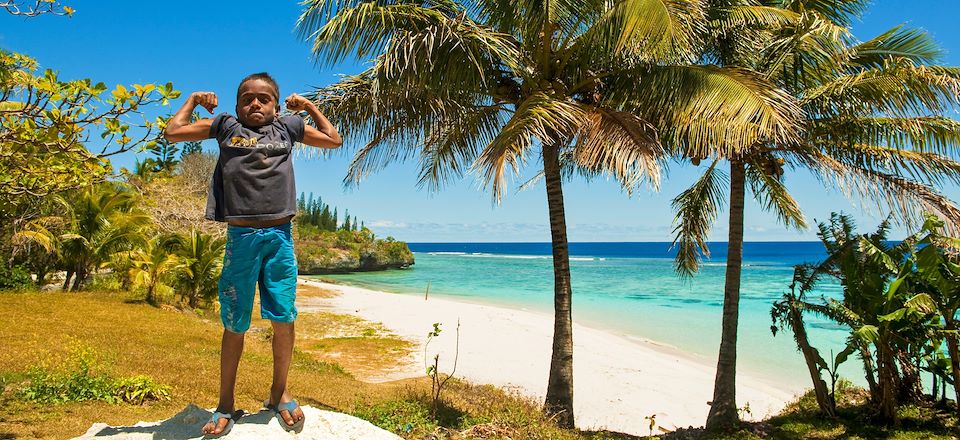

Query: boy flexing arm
[164,75,342,436]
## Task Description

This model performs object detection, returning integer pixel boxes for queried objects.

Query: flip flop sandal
[203,410,235,437]
[266,399,305,432]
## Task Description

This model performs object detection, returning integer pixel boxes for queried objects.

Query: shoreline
[298,278,804,435]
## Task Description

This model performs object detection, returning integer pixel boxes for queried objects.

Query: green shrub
[86,273,122,292]
[17,343,172,405]
[112,375,172,404]
[21,366,116,404]
[353,398,436,436]
[0,264,33,290]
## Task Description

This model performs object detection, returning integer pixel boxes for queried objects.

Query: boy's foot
[200,410,234,436]
[266,393,304,428]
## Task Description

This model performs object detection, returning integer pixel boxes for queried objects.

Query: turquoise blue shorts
[218,223,298,333]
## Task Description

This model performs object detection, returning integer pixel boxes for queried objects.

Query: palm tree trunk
[944,319,960,418]
[63,270,73,290]
[72,268,86,291]
[706,160,744,431]
[542,143,575,429]
[788,297,836,416]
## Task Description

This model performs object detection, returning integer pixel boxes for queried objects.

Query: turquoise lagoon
[315,242,852,390]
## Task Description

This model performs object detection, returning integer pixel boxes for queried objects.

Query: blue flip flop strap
[210,411,233,423]
[276,399,299,413]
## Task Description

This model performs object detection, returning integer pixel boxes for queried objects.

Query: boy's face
[236,79,278,127]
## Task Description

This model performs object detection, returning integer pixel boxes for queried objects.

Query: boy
[164,72,342,435]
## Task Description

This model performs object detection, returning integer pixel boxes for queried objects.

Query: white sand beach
[298,279,803,436]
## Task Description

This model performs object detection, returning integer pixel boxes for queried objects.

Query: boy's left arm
[285,93,343,149]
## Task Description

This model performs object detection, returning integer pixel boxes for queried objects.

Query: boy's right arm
[163,92,218,142]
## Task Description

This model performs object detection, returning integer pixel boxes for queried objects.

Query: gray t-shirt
[205,113,305,222]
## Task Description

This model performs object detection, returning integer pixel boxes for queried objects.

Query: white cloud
[369,220,408,228]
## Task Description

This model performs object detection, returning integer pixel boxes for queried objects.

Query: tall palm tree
[672,0,960,429]
[298,0,800,427]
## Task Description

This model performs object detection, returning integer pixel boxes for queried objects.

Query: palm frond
[302,0,518,77]
[802,59,960,119]
[572,0,704,61]
[376,15,520,91]
[611,64,801,158]
[816,143,960,188]
[710,5,799,36]
[417,105,507,191]
[780,0,869,27]
[473,93,587,202]
[760,11,851,84]
[671,159,728,278]
[848,25,943,69]
[745,158,806,229]
[810,116,960,157]
[802,150,960,234]
[571,107,664,194]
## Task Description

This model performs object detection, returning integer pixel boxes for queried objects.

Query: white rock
[75,404,401,440]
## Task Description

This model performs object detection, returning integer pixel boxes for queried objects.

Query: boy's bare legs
[201,329,245,435]
[269,321,304,426]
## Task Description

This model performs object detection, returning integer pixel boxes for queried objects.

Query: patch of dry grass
[295,281,339,299]
[0,288,635,440]
[0,290,409,439]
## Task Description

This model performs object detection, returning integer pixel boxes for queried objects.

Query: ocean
[314,242,852,390]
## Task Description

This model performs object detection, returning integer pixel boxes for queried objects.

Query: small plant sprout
[424,319,460,420]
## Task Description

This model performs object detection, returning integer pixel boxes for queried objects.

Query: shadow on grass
[581,429,643,439]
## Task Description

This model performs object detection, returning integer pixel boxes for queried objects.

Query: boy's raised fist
[284,93,311,112]
[191,92,218,114]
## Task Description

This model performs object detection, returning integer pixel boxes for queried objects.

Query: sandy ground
[299,279,803,436]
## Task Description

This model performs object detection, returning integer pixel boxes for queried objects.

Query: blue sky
[4,1,960,242]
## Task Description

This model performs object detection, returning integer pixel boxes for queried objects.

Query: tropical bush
[773,213,960,423]
[0,264,33,290]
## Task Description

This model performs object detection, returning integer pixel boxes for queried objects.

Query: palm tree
[127,236,179,305]
[171,229,226,309]
[672,1,960,429]
[298,0,799,426]
[11,196,70,287]
[59,182,151,290]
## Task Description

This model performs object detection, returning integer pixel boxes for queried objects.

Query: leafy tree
[770,214,942,423]
[0,50,178,213]
[672,2,960,429]
[299,0,798,425]
[910,215,960,417]
[1,0,74,17]
[180,140,203,158]
[147,138,181,174]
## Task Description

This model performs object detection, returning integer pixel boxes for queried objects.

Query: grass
[657,382,959,440]
[2,287,959,439]
[0,288,402,438]
[0,286,596,439]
